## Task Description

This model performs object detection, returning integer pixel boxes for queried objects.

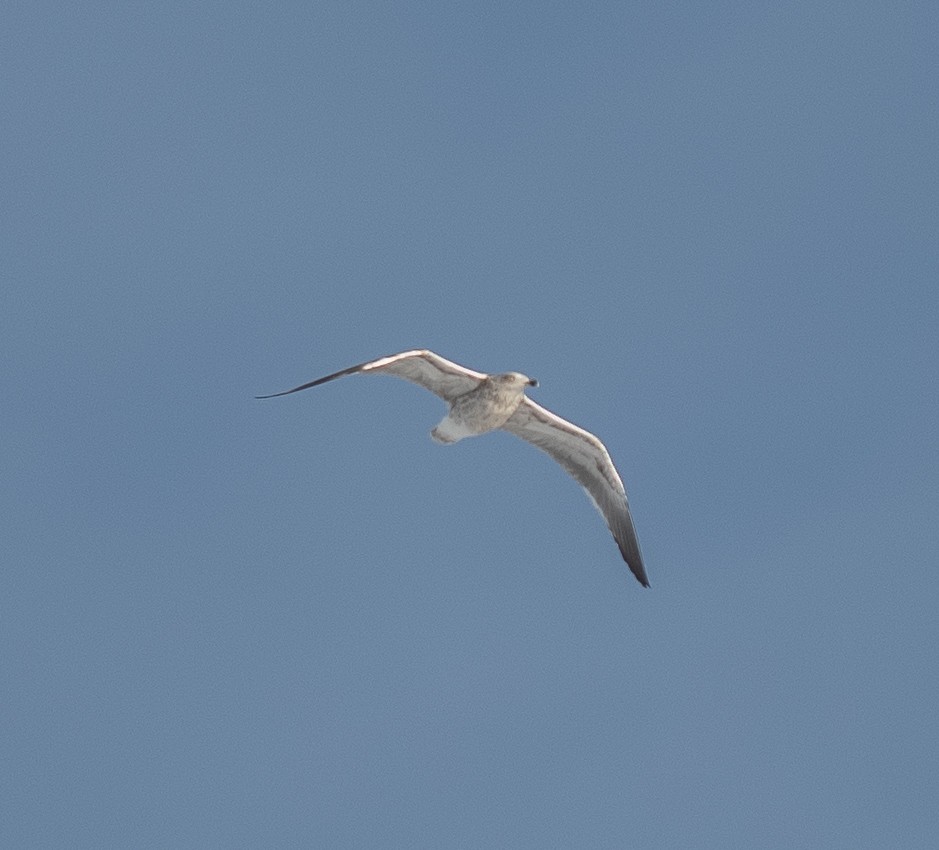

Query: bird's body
[258,349,649,587]
[431,372,533,443]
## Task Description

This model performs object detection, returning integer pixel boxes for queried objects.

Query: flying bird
[257,349,649,587]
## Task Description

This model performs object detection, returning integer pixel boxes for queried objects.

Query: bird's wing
[502,397,649,587]
[256,349,486,402]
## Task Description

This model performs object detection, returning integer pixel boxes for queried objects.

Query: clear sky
[3,2,937,847]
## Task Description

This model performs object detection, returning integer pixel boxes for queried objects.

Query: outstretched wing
[256,349,486,402]
[502,398,649,587]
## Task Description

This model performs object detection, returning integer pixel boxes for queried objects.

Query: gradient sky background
[3,2,937,847]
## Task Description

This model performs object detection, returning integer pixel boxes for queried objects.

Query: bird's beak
[528,378,539,388]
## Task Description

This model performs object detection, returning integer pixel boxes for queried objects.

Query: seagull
[257,349,649,587]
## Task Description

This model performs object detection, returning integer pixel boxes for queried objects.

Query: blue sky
[3,2,937,847]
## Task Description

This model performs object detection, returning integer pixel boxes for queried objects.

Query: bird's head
[494,371,538,390]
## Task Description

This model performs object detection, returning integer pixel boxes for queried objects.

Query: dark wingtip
[627,556,651,588]
[617,541,650,588]
[630,566,651,588]
[254,363,366,401]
